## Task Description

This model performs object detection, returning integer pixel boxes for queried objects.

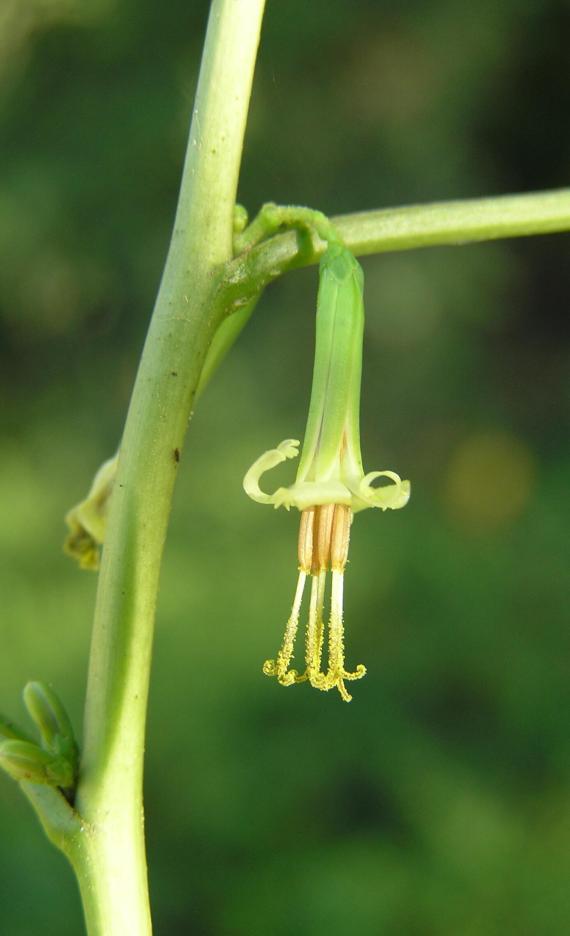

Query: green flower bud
[0,739,74,789]
[23,682,79,786]
[23,682,73,748]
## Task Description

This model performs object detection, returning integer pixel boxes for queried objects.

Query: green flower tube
[244,243,410,701]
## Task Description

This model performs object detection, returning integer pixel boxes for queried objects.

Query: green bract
[244,243,410,513]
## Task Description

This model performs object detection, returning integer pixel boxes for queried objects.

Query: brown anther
[297,504,352,576]
[331,505,352,571]
[298,508,315,573]
[314,504,335,573]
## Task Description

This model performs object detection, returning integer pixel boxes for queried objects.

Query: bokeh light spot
[444,429,536,533]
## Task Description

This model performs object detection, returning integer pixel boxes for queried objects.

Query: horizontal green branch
[225,187,570,299]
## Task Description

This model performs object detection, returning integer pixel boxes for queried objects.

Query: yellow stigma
[262,503,366,702]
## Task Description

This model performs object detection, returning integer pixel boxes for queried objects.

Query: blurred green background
[1,1,569,933]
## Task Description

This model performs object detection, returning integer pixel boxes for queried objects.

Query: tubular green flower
[244,243,410,701]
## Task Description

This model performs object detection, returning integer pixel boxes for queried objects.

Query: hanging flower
[244,243,410,701]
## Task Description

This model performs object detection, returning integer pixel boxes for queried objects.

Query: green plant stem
[196,188,570,392]
[335,188,570,254]
[233,203,341,252]
[54,2,267,933]
[226,188,570,295]
[197,205,339,397]
[22,782,81,850]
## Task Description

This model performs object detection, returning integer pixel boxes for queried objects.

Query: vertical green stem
[71,2,267,933]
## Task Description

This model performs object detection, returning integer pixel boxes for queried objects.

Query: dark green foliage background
[1,1,569,933]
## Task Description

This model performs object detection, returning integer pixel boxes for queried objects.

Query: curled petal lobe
[358,471,411,510]
[243,439,300,505]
